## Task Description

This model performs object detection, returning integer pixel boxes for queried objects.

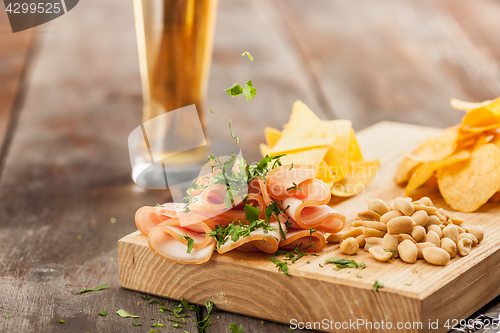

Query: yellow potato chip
[265,127,282,148]
[437,144,500,212]
[268,101,336,155]
[331,159,380,197]
[461,107,500,128]
[489,191,500,203]
[278,147,329,170]
[348,129,363,163]
[403,126,459,162]
[450,98,495,112]
[405,150,471,196]
[316,160,334,188]
[323,120,352,182]
[259,143,270,156]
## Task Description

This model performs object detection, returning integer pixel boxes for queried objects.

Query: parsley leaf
[194,300,214,333]
[242,79,257,101]
[244,203,260,223]
[53,318,66,324]
[77,282,108,294]
[225,83,243,97]
[325,257,365,269]
[98,310,107,316]
[269,256,288,275]
[4,315,12,318]
[229,323,245,333]
[181,298,198,311]
[373,280,384,292]
[177,234,195,254]
[150,322,164,327]
[116,309,139,318]
[241,51,253,61]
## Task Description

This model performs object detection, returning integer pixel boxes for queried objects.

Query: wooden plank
[0,9,34,166]
[119,121,500,333]
[272,0,500,131]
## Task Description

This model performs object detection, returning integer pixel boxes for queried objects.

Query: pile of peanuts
[327,197,485,266]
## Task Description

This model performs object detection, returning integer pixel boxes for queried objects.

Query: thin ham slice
[265,165,316,200]
[148,226,215,265]
[279,228,326,252]
[217,222,283,254]
[135,203,186,236]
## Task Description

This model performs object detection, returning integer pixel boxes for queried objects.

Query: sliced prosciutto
[279,228,326,252]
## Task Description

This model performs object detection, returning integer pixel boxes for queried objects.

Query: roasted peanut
[458,233,478,245]
[457,238,472,256]
[450,217,465,225]
[422,247,450,266]
[367,199,390,216]
[364,237,383,252]
[394,197,415,216]
[427,225,443,239]
[442,224,459,244]
[327,232,343,243]
[387,216,415,234]
[352,220,364,227]
[340,227,364,243]
[425,215,441,228]
[359,221,387,232]
[418,197,434,207]
[358,210,381,222]
[382,234,399,252]
[362,227,386,238]
[424,230,441,247]
[434,211,447,223]
[356,234,366,247]
[413,204,437,215]
[380,210,403,224]
[456,226,465,234]
[440,238,457,258]
[340,237,359,255]
[398,240,417,264]
[468,225,485,243]
[411,210,428,227]
[417,242,437,259]
[369,246,393,262]
[411,226,426,242]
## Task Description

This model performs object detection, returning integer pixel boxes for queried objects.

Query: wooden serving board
[118,121,500,333]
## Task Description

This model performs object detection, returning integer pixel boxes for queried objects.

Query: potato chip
[331,159,380,197]
[489,191,500,203]
[461,107,500,128]
[403,126,459,162]
[317,160,334,188]
[450,98,495,112]
[348,129,363,163]
[405,150,471,196]
[268,101,336,155]
[437,144,500,212]
[278,147,329,170]
[265,127,281,148]
[323,120,352,182]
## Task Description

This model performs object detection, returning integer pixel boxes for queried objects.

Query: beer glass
[131,0,218,193]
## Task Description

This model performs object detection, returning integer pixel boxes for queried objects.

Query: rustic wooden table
[1,0,500,332]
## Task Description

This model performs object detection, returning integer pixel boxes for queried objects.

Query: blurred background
[2,0,500,332]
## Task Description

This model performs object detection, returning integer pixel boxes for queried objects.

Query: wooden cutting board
[118,121,500,333]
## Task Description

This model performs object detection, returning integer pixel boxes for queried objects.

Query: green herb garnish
[150,322,164,327]
[53,318,66,324]
[373,280,384,292]
[210,107,214,114]
[78,283,108,294]
[241,51,253,61]
[177,234,195,254]
[286,182,302,191]
[269,257,288,275]
[229,119,239,145]
[4,315,12,318]
[224,80,257,101]
[194,300,214,333]
[132,322,141,326]
[325,257,365,269]
[116,309,139,318]
[98,310,107,316]
[356,274,363,278]
[229,323,245,333]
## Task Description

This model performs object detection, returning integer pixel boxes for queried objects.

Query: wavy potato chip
[348,129,363,163]
[279,147,329,170]
[317,160,334,188]
[268,101,336,155]
[265,127,282,148]
[461,107,500,128]
[331,159,380,197]
[437,144,500,213]
[405,150,471,196]
[451,98,495,112]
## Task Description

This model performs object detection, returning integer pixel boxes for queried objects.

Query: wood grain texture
[119,122,500,333]
[0,9,34,168]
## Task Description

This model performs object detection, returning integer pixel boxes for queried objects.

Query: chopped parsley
[150,322,164,327]
[373,280,384,292]
[177,234,195,254]
[194,300,214,333]
[356,274,363,279]
[53,318,66,324]
[132,322,141,326]
[241,51,253,61]
[210,107,215,114]
[384,248,396,257]
[77,283,108,294]
[229,323,245,333]
[325,257,366,269]
[149,329,161,333]
[4,315,12,318]
[98,310,107,316]
[77,235,82,240]
[319,264,324,268]
[224,80,257,101]
[286,182,302,191]
[116,309,139,318]
[229,119,239,145]
[289,163,294,170]
[269,256,288,275]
